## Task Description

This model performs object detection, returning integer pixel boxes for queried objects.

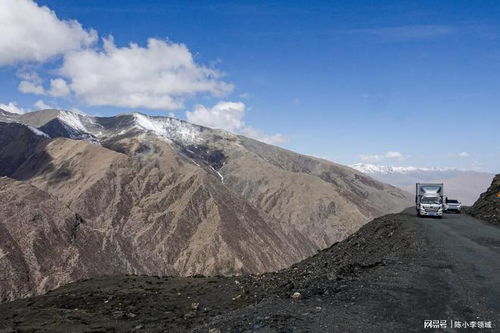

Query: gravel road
[415,211,500,325]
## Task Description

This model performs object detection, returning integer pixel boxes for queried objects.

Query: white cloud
[240,126,288,145]
[385,151,407,161]
[48,78,70,97]
[186,101,287,145]
[0,0,97,65]
[17,71,45,94]
[34,100,52,110]
[359,154,382,163]
[239,92,251,99]
[0,102,26,114]
[54,37,233,110]
[18,80,45,94]
[449,151,470,158]
[3,1,233,112]
[359,151,407,163]
[186,101,245,132]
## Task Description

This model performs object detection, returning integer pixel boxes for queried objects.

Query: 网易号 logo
[424,320,493,329]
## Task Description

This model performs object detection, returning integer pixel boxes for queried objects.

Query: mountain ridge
[0,109,412,301]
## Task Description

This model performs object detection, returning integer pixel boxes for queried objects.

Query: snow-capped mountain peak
[57,110,89,133]
[132,113,202,144]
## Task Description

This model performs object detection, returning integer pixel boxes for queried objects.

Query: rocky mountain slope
[352,163,494,205]
[0,177,125,303]
[470,174,500,225]
[0,109,411,300]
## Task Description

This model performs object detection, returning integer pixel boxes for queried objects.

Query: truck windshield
[446,199,459,203]
[421,197,441,204]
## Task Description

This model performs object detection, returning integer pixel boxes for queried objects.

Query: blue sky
[0,0,499,172]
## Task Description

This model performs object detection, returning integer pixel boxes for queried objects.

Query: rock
[184,312,195,319]
[470,174,500,225]
[112,310,124,319]
[291,292,301,299]
[0,329,16,333]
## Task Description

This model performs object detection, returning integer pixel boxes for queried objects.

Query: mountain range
[351,163,494,205]
[0,108,411,301]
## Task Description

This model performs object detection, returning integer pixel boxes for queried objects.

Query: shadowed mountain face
[470,174,500,225]
[0,110,411,301]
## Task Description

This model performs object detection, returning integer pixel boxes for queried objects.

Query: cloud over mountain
[0,0,96,65]
[186,101,287,144]
[359,151,408,163]
[1,1,232,112]
[0,0,285,145]
[55,37,233,110]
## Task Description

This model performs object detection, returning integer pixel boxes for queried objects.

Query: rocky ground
[1,208,499,332]
[470,174,500,225]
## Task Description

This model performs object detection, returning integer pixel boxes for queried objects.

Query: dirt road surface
[414,211,500,327]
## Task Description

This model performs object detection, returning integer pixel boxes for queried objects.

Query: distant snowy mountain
[351,163,495,205]
[351,163,453,174]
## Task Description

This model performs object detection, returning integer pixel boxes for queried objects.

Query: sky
[0,0,499,173]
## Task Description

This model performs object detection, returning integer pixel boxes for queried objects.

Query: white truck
[416,183,444,218]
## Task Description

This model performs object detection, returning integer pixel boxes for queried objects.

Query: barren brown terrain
[0,110,412,301]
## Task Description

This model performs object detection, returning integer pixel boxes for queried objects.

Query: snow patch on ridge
[133,113,201,144]
[58,110,88,132]
[55,110,101,144]
[209,165,224,183]
[27,126,49,138]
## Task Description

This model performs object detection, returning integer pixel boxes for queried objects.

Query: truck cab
[416,183,444,218]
